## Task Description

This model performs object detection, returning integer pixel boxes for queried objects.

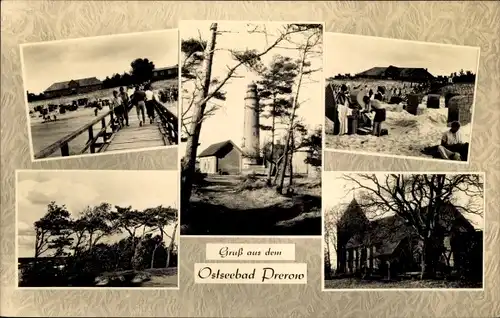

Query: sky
[179,21,323,156]
[323,172,484,229]
[17,170,179,258]
[22,29,178,94]
[325,32,480,78]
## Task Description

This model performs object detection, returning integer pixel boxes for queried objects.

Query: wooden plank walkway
[104,107,166,152]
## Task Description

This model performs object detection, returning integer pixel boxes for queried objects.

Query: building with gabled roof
[43,77,102,98]
[152,65,178,81]
[197,140,242,174]
[335,198,481,278]
[355,65,435,82]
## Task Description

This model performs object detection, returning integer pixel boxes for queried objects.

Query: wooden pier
[34,99,178,160]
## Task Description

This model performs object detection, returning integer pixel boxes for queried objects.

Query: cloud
[17,170,178,225]
[22,30,178,93]
[26,189,53,205]
[17,221,35,236]
[18,235,36,258]
[17,172,101,228]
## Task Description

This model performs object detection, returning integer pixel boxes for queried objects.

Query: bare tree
[342,173,484,279]
[324,203,344,275]
[275,24,323,194]
[181,23,318,208]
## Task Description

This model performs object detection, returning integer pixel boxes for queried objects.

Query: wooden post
[61,143,69,156]
[101,118,107,141]
[88,126,95,153]
[110,112,115,131]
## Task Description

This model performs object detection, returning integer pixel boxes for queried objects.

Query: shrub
[235,174,268,192]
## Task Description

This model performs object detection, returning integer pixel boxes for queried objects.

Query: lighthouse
[242,82,261,168]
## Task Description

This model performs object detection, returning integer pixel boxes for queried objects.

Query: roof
[344,202,473,256]
[356,67,388,77]
[355,66,435,79]
[198,140,241,158]
[153,65,178,72]
[44,77,102,92]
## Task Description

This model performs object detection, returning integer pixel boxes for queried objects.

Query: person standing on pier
[111,90,124,128]
[127,85,135,99]
[133,85,146,127]
[119,86,130,126]
[145,84,156,124]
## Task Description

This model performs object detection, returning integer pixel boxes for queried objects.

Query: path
[104,106,167,152]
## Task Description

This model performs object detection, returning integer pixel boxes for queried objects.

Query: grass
[324,278,482,289]
[182,174,321,235]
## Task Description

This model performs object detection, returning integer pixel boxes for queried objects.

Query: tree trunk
[324,233,332,279]
[273,154,284,185]
[88,232,94,253]
[34,236,40,259]
[287,130,294,192]
[181,23,218,210]
[266,97,277,184]
[420,237,436,279]
[277,43,307,194]
[420,240,427,280]
[166,222,179,268]
[151,245,159,269]
[130,236,140,269]
[387,261,391,280]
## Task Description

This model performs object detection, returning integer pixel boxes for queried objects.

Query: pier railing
[34,105,130,159]
[153,100,178,145]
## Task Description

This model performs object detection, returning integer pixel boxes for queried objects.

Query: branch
[195,25,307,110]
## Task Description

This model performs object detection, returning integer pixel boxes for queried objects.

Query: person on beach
[144,84,156,124]
[336,84,352,135]
[375,86,385,101]
[438,121,464,160]
[110,90,124,127]
[133,85,146,127]
[119,86,130,126]
[370,90,386,137]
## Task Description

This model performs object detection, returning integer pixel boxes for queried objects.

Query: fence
[34,104,132,159]
[153,100,178,145]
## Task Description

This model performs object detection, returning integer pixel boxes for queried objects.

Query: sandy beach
[325,103,471,158]
[28,80,178,158]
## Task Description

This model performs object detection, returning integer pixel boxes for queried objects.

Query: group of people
[332,82,466,161]
[335,84,387,136]
[108,84,158,128]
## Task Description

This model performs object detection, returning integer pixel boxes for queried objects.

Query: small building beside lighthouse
[197,140,242,175]
[241,82,262,169]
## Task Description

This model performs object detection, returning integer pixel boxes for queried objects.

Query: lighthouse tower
[242,82,261,168]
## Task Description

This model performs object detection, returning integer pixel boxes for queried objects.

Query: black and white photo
[324,33,480,163]
[16,170,179,288]
[21,30,179,162]
[179,21,323,236]
[323,172,484,289]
